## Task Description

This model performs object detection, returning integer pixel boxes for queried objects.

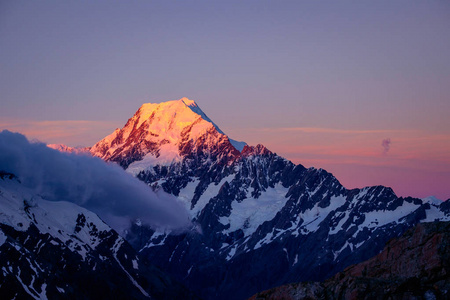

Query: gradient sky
[1,1,449,200]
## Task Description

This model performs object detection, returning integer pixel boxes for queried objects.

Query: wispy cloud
[0,130,190,232]
[226,125,450,171]
[0,119,121,147]
[381,138,391,154]
[250,127,411,135]
[268,127,394,134]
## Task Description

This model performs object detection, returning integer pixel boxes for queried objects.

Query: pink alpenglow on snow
[90,97,246,175]
[1,1,450,201]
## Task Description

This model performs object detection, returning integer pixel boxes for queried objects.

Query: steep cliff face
[86,98,449,300]
[90,97,242,170]
[47,144,90,154]
[250,221,450,300]
[0,172,195,300]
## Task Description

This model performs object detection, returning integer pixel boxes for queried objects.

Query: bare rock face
[21,99,450,300]
[87,98,450,300]
[0,172,196,300]
[47,144,90,154]
[345,221,449,280]
[250,221,450,300]
[89,98,242,170]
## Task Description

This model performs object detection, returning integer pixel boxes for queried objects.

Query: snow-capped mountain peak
[179,96,197,107]
[179,97,246,151]
[47,144,90,154]
[422,195,442,205]
[90,97,245,174]
[0,171,194,299]
[133,98,205,131]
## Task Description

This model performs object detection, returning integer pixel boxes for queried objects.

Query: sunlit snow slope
[0,171,193,299]
[90,97,245,175]
[54,97,450,300]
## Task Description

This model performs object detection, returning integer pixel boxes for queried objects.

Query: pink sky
[1,1,449,200]
[2,114,450,201]
[225,127,450,200]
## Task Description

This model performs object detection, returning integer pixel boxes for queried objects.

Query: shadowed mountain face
[0,172,196,300]
[5,98,447,299]
[86,98,449,300]
[90,97,243,171]
[250,221,450,300]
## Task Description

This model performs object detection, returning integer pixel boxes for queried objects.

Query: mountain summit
[90,97,245,174]
[48,98,450,300]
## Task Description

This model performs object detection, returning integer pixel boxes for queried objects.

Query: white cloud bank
[0,130,191,233]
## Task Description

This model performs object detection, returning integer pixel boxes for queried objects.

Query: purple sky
[1,1,449,200]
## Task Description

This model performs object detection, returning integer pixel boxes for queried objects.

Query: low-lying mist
[0,130,191,233]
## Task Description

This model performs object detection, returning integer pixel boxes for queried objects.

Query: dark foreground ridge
[250,221,450,300]
[0,172,197,300]
[52,99,450,299]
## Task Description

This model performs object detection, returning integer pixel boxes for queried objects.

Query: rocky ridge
[47,144,90,154]
[250,221,450,300]
[0,171,195,300]
[87,98,450,300]
[90,97,243,171]
[49,98,450,300]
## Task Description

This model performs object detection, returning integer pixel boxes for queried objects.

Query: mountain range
[2,97,449,299]
[0,171,194,299]
[250,221,450,299]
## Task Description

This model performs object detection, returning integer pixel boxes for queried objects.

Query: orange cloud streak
[225,126,450,199]
[0,119,121,147]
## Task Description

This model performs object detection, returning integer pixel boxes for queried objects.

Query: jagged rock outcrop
[90,97,243,170]
[250,221,450,300]
[47,144,90,154]
[0,172,196,300]
[52,98,450,300]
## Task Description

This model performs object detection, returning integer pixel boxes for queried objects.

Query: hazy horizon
[1,1,449,200]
